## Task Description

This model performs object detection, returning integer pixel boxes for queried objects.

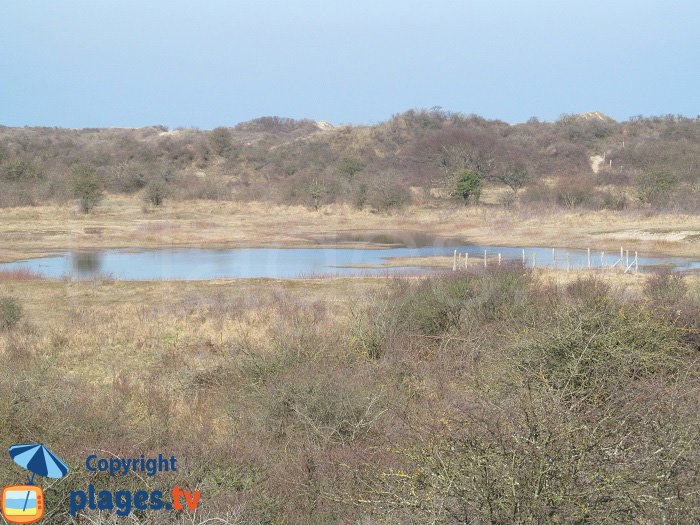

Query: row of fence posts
[452,246,639,273]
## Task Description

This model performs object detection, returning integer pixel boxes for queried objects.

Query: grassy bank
[1,195,699,263]
[1,270,699,523]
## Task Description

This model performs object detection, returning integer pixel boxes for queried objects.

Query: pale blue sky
[1,0,698,128]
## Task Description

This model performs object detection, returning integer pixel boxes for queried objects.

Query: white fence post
[465,252,468,270]
[587,248,591,269]
[498,253,502,266]
[453,250,457,271]
[484,250,487,268]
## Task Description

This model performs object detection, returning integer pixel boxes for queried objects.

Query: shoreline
[1,196,698,263]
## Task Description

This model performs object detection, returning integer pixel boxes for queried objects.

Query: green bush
[450,169,482,205]
[0,297,22,330]
[69,163,103,213]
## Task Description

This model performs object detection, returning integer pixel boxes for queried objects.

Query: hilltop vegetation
[1,110,699,212]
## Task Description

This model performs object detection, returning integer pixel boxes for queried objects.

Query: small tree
[144,180,168,207]
[451,169,483,205]
[494,164,530,200]
[70,163,103,213]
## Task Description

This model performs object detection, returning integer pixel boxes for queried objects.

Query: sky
[1,0,698,128]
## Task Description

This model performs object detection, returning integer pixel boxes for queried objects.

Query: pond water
[1,244,698,280]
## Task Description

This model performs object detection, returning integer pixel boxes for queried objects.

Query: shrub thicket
[1,111,699,211]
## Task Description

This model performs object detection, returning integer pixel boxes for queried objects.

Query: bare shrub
[555,178,593,208]
[366,175,412,212]
[264,374,385,445]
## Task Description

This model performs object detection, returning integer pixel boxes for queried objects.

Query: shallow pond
[1,244,698,280]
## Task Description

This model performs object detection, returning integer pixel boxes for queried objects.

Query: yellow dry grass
[0,277,384,386]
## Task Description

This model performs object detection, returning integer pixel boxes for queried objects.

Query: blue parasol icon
[9,444,69,511]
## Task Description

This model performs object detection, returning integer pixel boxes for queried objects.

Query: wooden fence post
[532,252,536,269]
[465,252,469,269]
[522,248,525,266]
[635,251,638,273]
[601,251,605,268]
[453,250,457,271]
[566,252,570,272]
[484,250,487,268]
[552,248,556,268]
[498,253,501,266]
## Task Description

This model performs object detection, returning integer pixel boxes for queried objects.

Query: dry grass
[0,195,698,262]
[0,277,388,523]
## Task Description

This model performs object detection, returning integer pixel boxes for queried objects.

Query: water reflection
[71,252,103,275]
